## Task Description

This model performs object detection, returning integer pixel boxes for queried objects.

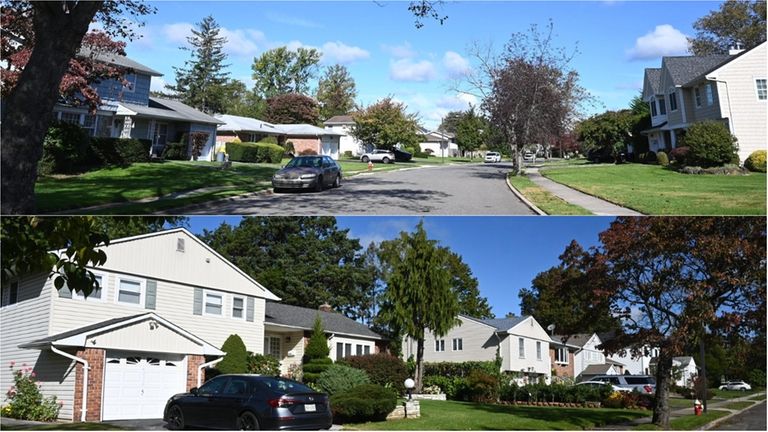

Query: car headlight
[300,173,318,179]
[273,174,284,179]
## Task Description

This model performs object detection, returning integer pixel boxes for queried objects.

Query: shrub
[317,364,371,396]
[682,121,739,167]
[656,151,669,166]
[423,361,500,378]
[744,150,766,173]
[189,131,210,160]
[343,151,354,159]
[89,137,151,167]
[218,334,248,374]
[38,122,91,175]
[423,375,467,400]
[680,164,746,175]
[303,316,330,383]
[162,142,188,160]
[4,363,61,421]
[300,148,318,156]
[330,384,397,424]
[246,354,280,376]
[747,369,766,388]
[226,141,284,163]
[669,146,690,165]
[499,382,612,405]
[340,354,408,394]
[466,370,499,403]
[643,151,657,164]
[255,141,284,163]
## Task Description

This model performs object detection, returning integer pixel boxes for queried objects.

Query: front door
[153,123,168,155]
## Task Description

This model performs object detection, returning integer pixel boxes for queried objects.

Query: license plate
[304,404,316,412]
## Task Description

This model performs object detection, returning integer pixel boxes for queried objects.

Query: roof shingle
[265,302,383,340]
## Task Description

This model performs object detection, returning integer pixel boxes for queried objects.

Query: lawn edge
[539,167,649,215]
[505,173,547,215]
[701,399,764,430]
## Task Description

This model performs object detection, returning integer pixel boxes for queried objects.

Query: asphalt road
[179,162,535,215]
[713,401,766,430]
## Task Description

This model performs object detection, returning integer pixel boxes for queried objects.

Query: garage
[102,351,187,420]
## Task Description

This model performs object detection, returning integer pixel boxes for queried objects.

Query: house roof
[552,333,596,348]
[278,123,345,136]
[216,114,284,135]
[79,47,163,77]
[662,55,731,87]
[324,115,355,125]
[475,315,528,332]
[264,302,383,340]
[674,356,696,367]
[606,358,626,367]
[644,68,662,95]
[117,98,222,125]
[580,363,617,376]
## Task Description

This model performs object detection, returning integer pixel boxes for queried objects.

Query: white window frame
[452,338,463,351]
[435,339,445,352]
[668,89,678,112]
[518,337,525,358]
[264,336,281,359]
[203,290,224,317]
[1,281,19,308]
[536,341,542,360]
[756,78,767,101]
[115,276,145,307]
[72,271,107,302]
[231,295,246,320]
[555,347,569,364]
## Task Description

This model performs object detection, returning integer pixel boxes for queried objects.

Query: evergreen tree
[218,334,248,374]
[316,65,357,120]
[303,315,332,383]
[166,15,230,114]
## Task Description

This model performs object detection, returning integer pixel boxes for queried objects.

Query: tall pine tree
[316,64,357,120]
[167,15,230,114]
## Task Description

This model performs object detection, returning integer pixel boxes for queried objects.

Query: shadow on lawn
[468,401,647,429]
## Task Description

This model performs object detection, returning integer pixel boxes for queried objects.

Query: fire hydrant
[367,161,373,171]
[693,399,703,416]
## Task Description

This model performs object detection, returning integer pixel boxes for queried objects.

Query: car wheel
[167,405,186,430]
[237,411,260,431]
[333,174,341,188]
[315,176,324,192]
[382,157,390,164]
[361,156,370,163]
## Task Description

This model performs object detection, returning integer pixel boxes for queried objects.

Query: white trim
[71,271,108,303]
[50,345,89,422]
[231,295,246,321]
[115,276,145,308]
[202,289,225,317]
[198,357,224,387]
[755,78,767,101]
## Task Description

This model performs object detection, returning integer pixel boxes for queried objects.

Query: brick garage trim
[187,355,205,390]
[550,348,575,379]
[72,348,105,422]
[290,137,321,155]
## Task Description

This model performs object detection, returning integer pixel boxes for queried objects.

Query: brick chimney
[318,303,333,313]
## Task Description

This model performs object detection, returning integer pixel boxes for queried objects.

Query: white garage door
[102,351,187,420]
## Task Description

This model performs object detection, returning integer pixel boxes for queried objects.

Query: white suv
[361,149,395,164]
[592,375,656,394]
[719,381,751,391]
[484,152,501,163]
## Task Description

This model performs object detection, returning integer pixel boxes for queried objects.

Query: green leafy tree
[377,221,459,392]
[265,93,320,125]
[200,217,376,320]
[438,111,465,134]
[221,79,266,119]
[689,0,767,56]
[218,334,249,374]
[454,107,487,157]
[317,65,357,120]
[251,47,321,98]
[576,109,646,162]
[166,15,230,114]
[351,97,421,151]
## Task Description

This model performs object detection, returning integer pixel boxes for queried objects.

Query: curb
[536,169,646,215]
[505,173,547,216]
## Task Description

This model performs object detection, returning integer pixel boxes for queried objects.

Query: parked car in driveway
[393,148,413,162]
[484,152,501,163]
[272,155,341,192]
[361,149,395,164]
[575,380,623,392]
[591,375,656,394]
[164,375,333,430]
[719,381,752,391]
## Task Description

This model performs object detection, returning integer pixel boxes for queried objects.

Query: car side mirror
[190,387,199,396]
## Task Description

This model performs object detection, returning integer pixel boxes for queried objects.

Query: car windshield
[257,377,315,394]
[625,377,656,385]
[286,157,322,168]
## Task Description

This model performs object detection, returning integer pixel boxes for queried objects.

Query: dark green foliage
[247,353,280,376]
[218,334,248,374]
[329,384,398,424]
[162,142,188,160]
[317,364,371,396]
[689,0,766,56]
[577,109,649,163]
[682,121,739,167]
[423,361,500,377]
[38,122,91,175]
[303,358,333,383]
[669,146,690,165]
[423,375,468,400]
[265,93,321,125]
[747,368,766,388]
[351,97,421,151]
[644,151,657,164]
[466,370,499,403]
[656,151,669,167]
[91,138,151,166]
[317,64,357,120]
[225,141,284,163]
[745,150,766,172]
[305,315,330,360]
[340,354,409,393]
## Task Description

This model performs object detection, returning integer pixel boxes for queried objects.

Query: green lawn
[507,174,592,215]
[1,423,125,430]
[711,389,764,400]
[633,409,730,430]
[540,164,766,215]
[667,398,695,409]
[748,393,766,401]
[721,401,756,410]
[348,400,648,430]
[35,161,277,213]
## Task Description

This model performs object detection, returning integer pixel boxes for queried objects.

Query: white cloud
[390,58,437,82]
[320,41,370,64]
[382,42,417,59]
[150,77,169,93]
[627,25,690,60]
[443,51,470,77]
[220,28,265,57]
[163,22,194,44]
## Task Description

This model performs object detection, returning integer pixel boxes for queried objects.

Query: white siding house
[324,115,370,156]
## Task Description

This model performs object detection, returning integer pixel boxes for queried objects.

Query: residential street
[176,162,536,215]
[713,401,767,430]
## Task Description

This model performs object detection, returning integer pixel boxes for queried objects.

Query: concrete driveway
[103,419,168,430]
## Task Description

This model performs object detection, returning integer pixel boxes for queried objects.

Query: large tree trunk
[415,338,425,393]
[652,350,673,428]
[1,1,103,214]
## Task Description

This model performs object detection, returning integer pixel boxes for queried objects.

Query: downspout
[197,357,224,387]
[706,77,735,135]
[50,345,88,422]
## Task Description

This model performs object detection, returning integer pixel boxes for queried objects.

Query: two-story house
[552,333,608,379]
[52,50,222,160]
[323,115,371,157]
[402,315,553,383]
[0,228,382,422]
[641,42,766,163]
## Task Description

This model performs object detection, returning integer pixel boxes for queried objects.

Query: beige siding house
[640,42,767,163]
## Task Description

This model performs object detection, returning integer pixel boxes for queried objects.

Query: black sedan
[164,375,333,430]
[272,155,342,192]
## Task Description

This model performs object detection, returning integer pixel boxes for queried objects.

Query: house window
[82,114,96,135]
[536,341,542,360]
[336,342,344,361]
[345,343,352,358]
[264,336,280,359]
[364,345,371,355]
[555,348,568,364]
[669,91,678,111]
[116,278,143,306]
[659,96,667,115]
[204,291,223,316]
[231,295,245,320]
[650,100,657,117]
[1,282,19,307]
[518,338,525,358]
[694,87,702,107]
[72,274,104,302]
[756,79,767,100]
[452,338,463,351]
[705,84,714,105]
[435,339,445,352]
[60,112,81,125]
[356,344,363,356]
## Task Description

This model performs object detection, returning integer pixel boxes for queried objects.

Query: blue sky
[185,216,615,318]
[117,1,720,129]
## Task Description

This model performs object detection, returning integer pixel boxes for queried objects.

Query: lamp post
[404,378,415,400]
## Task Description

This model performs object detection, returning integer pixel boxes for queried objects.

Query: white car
[523,151,535,162]
[719,381,751,391]
[575,381,623,392]
[360,149,395,164]
[591,375,656,394]
[484,152,502,163]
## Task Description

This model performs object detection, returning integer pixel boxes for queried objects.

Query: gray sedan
[272,155,342,192]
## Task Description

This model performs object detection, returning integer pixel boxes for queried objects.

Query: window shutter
[193,288,203,315]
[58,281,72,299]
[246,297,255,322]
[145,280,157,310]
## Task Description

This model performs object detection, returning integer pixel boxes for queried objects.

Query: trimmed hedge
[744,150,766,173]
[90,137,151,166]
[226,141,284,163]
[218,334,248,374]
[162,142,188,160]
[330,384,398,424]
[341,354,409,394]
[424,361,500,378]
[682,121,739,167]
[500,382,613,405]
[317,364,370,396]
[656,151,669,166]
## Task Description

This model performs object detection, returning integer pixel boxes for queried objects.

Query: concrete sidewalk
[525,167,642,216]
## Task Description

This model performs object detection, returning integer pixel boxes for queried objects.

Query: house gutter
[197,357,224,387]
[50,345,88,422]
[706,76,735,134]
